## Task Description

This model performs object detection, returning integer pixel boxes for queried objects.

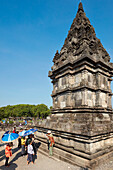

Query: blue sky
[0,0,113,108]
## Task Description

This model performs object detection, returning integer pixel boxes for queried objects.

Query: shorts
[27,153,33,162]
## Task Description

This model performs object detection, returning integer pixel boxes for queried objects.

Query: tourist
[18,131,21,148]
[21,136,26,156]
[25,134,37,155]
[19,123,22,127]
[5,143,12,167]
[25,135,32,154]
[13,127,16,133]
[18,136,21,148]
[31,134,37,155]
[25,120,27,125]
[46,130,51,150]
[27,140,34,164]
[25,135,32,147]
[48,132,55,156]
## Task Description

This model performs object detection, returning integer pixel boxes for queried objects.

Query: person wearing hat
[46,130,51,150]
[46,130,55,156]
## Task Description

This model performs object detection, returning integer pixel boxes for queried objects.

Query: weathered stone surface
[50,3,111,72]
[49,2,113,111]
[39,2,113,169]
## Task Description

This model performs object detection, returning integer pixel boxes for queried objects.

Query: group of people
[4,127,55,167]
[5,127,37,167]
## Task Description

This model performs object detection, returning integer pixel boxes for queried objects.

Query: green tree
[0,103,51,120]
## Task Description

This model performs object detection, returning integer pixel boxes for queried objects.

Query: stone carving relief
[49,2,113,111]
[50,2,111,72]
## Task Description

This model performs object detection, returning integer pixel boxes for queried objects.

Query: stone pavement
[0,149,80,170]
[1,131,113,170]
[0,131,80,170]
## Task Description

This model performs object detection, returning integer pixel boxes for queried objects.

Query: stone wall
[47,2,113,168]
[35,125,113,168]
[52,67,112,110]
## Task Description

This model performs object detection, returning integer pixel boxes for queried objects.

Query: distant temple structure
[38,2,113,168]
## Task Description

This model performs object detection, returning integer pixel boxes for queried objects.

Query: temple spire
[78,2,84,12]
[51,1,110,67]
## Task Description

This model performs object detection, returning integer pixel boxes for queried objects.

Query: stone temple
[37,2,113,169]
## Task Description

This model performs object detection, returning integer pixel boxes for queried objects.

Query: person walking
[21,136,26,156]
[5,143,12,167]
[27,140,34,164]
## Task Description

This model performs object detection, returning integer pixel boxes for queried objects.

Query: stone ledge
[51,86,112,97]
[36,137,113,169]
[49,56,113,78]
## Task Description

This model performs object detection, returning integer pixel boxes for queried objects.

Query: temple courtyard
[0,131,113,170]
[0,131,79,170]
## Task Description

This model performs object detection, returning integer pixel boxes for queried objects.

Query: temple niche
[37,2,113,169]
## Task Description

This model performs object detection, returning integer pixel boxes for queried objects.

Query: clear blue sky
[0,0,113,108]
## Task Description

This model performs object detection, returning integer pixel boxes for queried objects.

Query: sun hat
[47,130,51,134]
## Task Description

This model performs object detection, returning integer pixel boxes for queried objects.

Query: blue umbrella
[2,131,10,138]
[23,129,37,136]
[2,133,19,143]
[4,131,10,135]
[32,129,37,133]
[19,130,26,136]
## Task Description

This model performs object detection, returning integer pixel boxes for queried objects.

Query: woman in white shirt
[27,140,34,164]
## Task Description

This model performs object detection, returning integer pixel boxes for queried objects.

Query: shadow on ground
[33,142,41,163]
[0,143,5,157]
[10,151,21,164]
[35,142,41,149]
[0,163,18,170]
[0,147,20,162]
[0,141,41,167]
[0,149,5,158]
[0,143,5,147]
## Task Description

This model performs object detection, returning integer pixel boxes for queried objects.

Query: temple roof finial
[78,2,84,12]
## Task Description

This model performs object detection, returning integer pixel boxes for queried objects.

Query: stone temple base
[36,110,113,169]
[36,135,113,169]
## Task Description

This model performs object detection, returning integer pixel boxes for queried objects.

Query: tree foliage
[0,104,51,120]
